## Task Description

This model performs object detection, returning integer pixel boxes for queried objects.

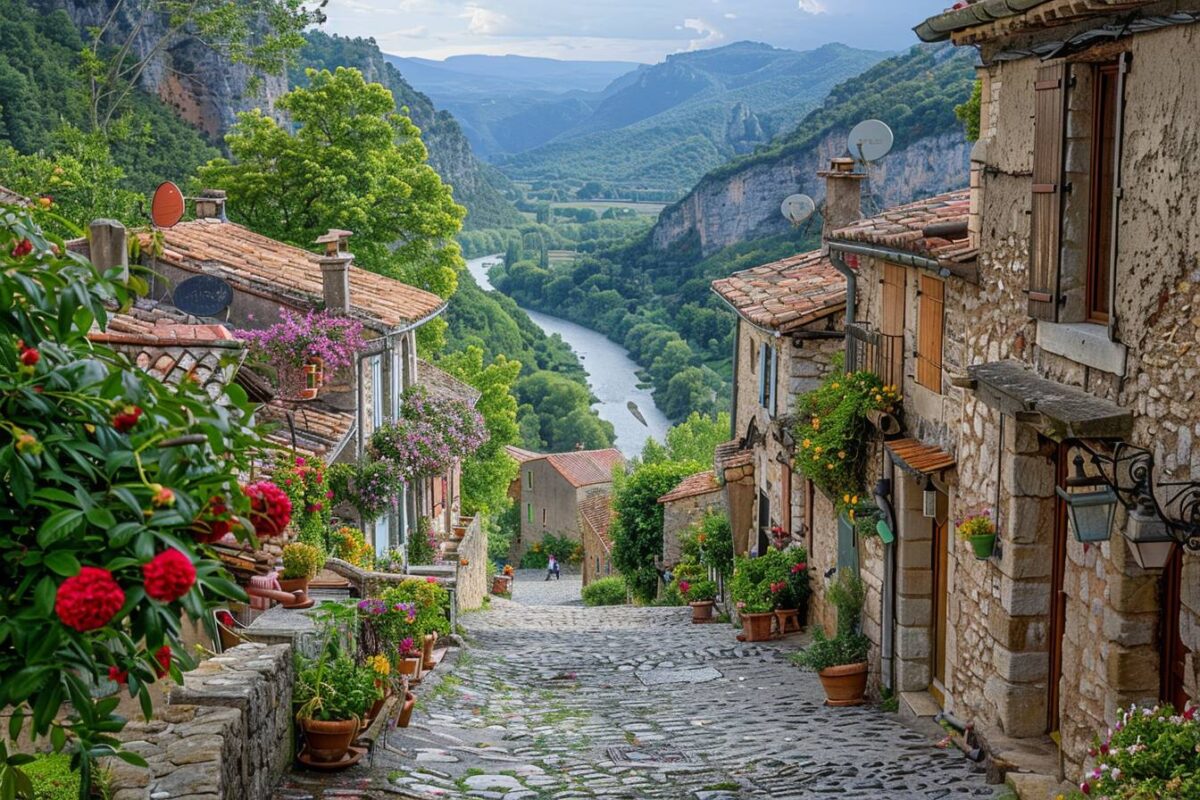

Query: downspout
[730,319,741,439]
[827,247,857,325]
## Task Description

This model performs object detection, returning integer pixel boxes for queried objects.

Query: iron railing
[845,323,904,387]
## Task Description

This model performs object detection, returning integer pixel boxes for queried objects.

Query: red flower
[216,611,236,628]
[243,481,292,537]
[1185,706,1197,721]
[1080,782,1090,795]
[192,496,233,543]
[11,238,32,258]
[55,567,125,632]
[111,405,143,433]
[150,484,175,508]
[142,548,196,603]
[155,645,171,678]
[426,576,438,584]
[791,562,807,574]
[108,666,128,686]
[19,345,39,366]
[678,580,691,595]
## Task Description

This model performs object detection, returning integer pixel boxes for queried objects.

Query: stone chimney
[194,189,227,221]
[315,229,354,314]
[89,219,128,283]
[819,157,866,240]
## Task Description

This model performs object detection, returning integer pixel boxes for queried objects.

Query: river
[466,255,671,457]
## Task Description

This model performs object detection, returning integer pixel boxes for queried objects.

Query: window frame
[1085,60,1122,325]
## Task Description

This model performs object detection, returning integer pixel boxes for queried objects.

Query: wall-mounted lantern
[922,475,938,519]
[1056,453,1117,543]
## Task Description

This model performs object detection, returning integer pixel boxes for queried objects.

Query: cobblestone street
[276,573,1002,799]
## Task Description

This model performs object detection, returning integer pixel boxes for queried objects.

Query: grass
[704,782,741,791]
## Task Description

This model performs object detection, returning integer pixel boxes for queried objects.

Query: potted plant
[791,568,870,706]
[279,542,323,604]
[957,509,996,560]
[397,684,417,728]
[730,556,776,641]
[301,356,324,400]
[680,577,718,623]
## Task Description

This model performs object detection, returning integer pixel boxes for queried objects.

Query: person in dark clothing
[545,554,561,581]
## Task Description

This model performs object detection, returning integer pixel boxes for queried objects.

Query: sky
[320,0,955,63]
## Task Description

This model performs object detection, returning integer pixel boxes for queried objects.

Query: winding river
[466,255,671,457]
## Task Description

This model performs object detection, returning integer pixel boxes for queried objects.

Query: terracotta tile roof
[658,471,722,505]
[914,0,1156,44]
[545,449,625,488]
[260,401,355,461]
[578,493,615,551]
[712,250,846,333]
[715,440,752,470]
[886,438,956,477]
[91,304,244,399]
[140,219,445,331]
[830,190,972,261]
[504,445,543,463]
[418,359,481,408]
[0,185,30,207]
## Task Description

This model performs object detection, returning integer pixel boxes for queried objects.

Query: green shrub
[827,568,866,635]
[729,554,775,613]
[22,754,80,800]
[582,577,628,607]
[790,630,870,672]
[281,542,324,580]
[1067,703,1200,798]
[407,516,437,566]
[678,577,717,602]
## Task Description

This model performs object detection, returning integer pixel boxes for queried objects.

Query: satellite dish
[781,194,816,225]
[173,274,233,317]
[847,119,894,163]
[151,182,185,228]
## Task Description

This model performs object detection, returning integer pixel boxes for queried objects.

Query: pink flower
[678,580,691,595]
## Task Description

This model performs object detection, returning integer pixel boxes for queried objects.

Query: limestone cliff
[651,44,976,256]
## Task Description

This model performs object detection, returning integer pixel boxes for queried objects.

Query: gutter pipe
[826,247,857,326]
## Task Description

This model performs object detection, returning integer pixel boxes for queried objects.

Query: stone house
[656,471,723,567]
[504,446,625,564]
[79,197,450,560]
[579,493,616,587]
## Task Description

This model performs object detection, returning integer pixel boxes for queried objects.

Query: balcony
[845,322,904,388]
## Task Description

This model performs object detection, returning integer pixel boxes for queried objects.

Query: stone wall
[454,514,488,611]
[661,488,723,566]
[105,642,294,800]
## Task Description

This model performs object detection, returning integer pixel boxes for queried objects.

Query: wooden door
[1161,545,1189,709]
[757,490,771,556]
[931,491,950,706]
[1048,444,1069,734]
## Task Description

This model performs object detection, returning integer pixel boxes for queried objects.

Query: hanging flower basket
[968,533,996,560]
[957,510,997,561]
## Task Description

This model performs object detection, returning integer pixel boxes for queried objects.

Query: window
[526,503,533,523]
[1086,61,1121,323]
[756,342,777,416]
[370,356,383,429]
[916,275,945,392]
[541,508,547,526]
[526,470,533,489]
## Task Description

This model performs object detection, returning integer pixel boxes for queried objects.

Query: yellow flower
[843,494,851,503]
[802,438,811,449]
[826,462,835,470]
[851,495,859,505]
[831,382,840,390]
[838,451,846,459]
[874,394,883,403]
[814,445,823,454]
[369,654,390,676]
[812,418,821,429]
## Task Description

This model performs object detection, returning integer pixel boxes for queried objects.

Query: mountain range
[390,42,890,199]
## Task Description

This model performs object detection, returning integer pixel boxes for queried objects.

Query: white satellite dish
[781,193,816,225]
[847,119,894,163]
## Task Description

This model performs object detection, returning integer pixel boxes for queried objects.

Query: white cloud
[461,4,510,35]
[723,12,736,19]
[681,17,724,50]
[797,0,828,13]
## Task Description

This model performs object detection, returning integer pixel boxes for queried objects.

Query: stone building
[579,493,616,587]
[504,446,626,564]
[417,359,481,537]
[656,471,723,567]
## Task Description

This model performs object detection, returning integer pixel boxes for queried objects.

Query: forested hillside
[491,43,975,422]
[495,42,888,200]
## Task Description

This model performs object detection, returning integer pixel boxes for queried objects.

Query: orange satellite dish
[151,182,185,228]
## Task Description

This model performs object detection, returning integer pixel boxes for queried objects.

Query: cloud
[379,25,429,38]
[681,17,724,50]
[797,0,827,13]
[461,4,509,35]
[723,12,736,19]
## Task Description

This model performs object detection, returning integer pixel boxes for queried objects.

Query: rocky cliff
[651,44,976,255]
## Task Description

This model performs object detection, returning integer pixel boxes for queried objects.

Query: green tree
[665,411,730,465]
[956,78,982,142]
[437,346,520,515]
[550,407,616,452]
[611,461,703,602]
[197,66,465,352]
[515,371,614,452]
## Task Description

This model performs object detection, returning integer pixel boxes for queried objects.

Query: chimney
[315,229,354,314]
[820,157,866,240]
[194,189,227,221]
[89,219,128,283]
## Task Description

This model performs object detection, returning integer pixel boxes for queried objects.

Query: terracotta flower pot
[817,662,869,707]
[492,575,511,595]
[422,633,437,670]
[363,692,389,729]
[741,611,774,642]
[689,600,714,623]
[397,655,421,679]
[397,691,416,728]
[277,576,311,608]
[299,716,358,763]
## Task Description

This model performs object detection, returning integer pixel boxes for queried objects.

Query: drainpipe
[827,248,857,326]
[730,319,741,439]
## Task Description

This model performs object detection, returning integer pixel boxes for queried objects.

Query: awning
[886,438,956,476]
[967,360,1132,441]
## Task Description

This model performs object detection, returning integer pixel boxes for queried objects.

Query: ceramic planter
[299,717,358,763]
[689,600,714,623]
[817,662,869,707]
[397,691,416,728]
[299,357,324,400]
[741,611,774,642]
[398,655,421,681]
[968,534,996,560]
[422,633,437,670]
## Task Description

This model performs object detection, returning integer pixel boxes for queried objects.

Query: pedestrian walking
[545,554,560,581]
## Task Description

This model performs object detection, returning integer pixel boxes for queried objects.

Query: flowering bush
[281,542,325,581]
[956,509,996,539]
[244,481,293,538]
[0,209,268,785]
[729,556,775,614]
[679,577,717,602]
[369,386,487,483]
[272,454,332,552]
[407,515,438,566]
[236,308,364,397]
[793,366,900,513]
[1069,703,1200,798]
[381,578,451,638]
[330,526,374,568]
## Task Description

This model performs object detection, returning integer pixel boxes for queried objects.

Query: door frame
[930,490,950,706]
[1047,443,1069,735]
[1161,544,1188,708]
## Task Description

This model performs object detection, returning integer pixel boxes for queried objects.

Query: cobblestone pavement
[509,569,583,606]
[275,589,1002,800]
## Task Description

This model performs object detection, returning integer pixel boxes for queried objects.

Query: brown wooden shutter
[1029,62,1068,321]
[880,263,906,388]
[916,275,944,393]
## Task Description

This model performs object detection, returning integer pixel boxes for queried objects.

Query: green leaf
[33,576,57,616]
[6,709,22,741]
[49,723,66,752]
[35,509,83,547]
[43,551,81,576]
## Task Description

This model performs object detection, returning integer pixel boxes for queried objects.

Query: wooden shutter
[757,343,767,407]
[880,263,906,388]
[916,275,944,392]
[768,346,778,416]
[1029,62,1068,321]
